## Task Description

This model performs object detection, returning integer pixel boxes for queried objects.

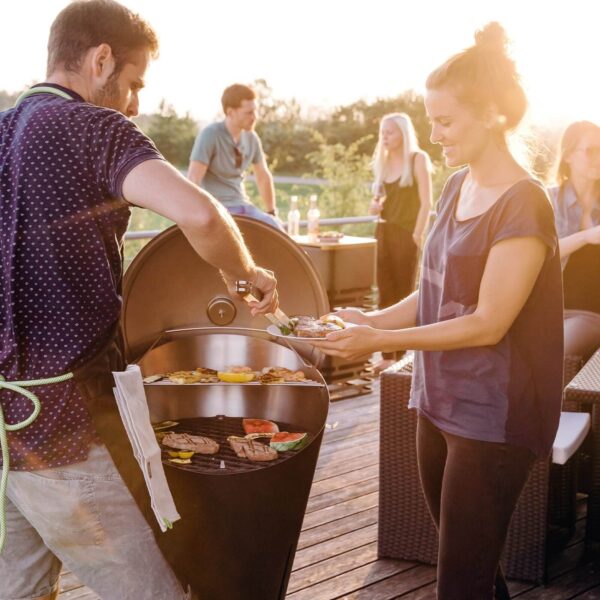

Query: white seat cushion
[552,411,591,465]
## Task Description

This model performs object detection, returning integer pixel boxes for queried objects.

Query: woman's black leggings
[416,415,536,599]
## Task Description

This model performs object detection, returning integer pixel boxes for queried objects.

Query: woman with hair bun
[370,113,432,371]
[548,120,600,360]
[310,22,563,599]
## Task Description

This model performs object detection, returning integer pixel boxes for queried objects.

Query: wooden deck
[59,381,600,599]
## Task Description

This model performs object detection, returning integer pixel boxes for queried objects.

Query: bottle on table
[287,195,300,238]
[307,194,320,242]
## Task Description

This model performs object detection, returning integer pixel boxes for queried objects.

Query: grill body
[122,218,332,599]
[138,330,328,599]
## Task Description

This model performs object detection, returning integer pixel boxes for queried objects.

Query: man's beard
[92,76,122,112]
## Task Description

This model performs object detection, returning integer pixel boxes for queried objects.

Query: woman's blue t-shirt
[410,169,564,458]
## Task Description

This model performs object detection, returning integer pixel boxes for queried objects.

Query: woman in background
[548,120,600,361]
[370,113,432,371]
[310,22,563,599]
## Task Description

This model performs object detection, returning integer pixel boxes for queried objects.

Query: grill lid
[122,216,329,360]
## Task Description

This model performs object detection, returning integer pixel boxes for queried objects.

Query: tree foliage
[307,132,373,218]
[0,89,22,111]
[139,100,198,168]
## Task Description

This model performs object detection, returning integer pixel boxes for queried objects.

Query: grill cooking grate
[161,415,311,475]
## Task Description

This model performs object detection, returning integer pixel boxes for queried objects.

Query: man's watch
[266,208,278,216]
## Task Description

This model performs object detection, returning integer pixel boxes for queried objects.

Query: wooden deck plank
[287,541,380,593]
[301,492,379,530]
[515,560,600,598]
[292,524,378,571]
[56,382,597,600]
[306,477,379,514]
[320,421,379,444]
[339,564,436,599]
[296,508,378,551]
[309,466,380,500]
[286,557,414,600]
[313,449,378,482]
[317,429,379,457]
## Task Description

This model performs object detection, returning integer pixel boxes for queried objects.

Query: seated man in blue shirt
[187,84,283,230]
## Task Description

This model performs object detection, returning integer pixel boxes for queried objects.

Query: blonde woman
[370,113,432,370]
[548,120,600,360]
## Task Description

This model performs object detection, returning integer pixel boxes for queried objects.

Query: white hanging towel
[112,365,180,531]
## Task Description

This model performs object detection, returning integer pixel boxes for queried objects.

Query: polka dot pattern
[0,84,163,470]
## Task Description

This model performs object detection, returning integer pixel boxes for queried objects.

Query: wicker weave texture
[565,348,600,542]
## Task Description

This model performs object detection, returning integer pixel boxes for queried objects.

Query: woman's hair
[554,120,600,185]
[372,112,423,190]
[426,22,527,132]
[47,0,159,76]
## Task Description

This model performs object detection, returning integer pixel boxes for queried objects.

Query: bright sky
[2,0,598,126]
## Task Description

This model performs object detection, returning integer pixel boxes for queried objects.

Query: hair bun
[474,21,509,54]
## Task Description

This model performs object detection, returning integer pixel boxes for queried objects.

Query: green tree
[253,79,319,174]
[306,132,373,219]
[314,90,441,163]
[141,100,198,168]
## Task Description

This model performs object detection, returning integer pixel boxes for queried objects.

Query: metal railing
[124,215,379,241]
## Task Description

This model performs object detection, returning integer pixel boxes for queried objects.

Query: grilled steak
[228,436,278,462]
[162,432,219,454]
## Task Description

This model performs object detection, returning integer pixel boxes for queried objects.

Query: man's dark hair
[221,84,256,113]
[47,0,159,76]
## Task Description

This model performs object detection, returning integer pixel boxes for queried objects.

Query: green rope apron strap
[0,372,74,552]
[14,86,74,107]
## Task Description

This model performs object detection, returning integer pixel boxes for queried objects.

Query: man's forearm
[179,200,256,280]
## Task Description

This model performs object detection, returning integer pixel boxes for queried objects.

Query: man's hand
[222,267,279,316]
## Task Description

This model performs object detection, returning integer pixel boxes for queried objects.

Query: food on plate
[257,372,285,384]
[245,432,277,440]
[225,365,253,373]
[270,432,308,452]
[162,432,220,455]
[217,371,255,383]
[169,457,192,465]
[258,367,308,384]
[228,436,278,462]
[196,367,218,374]
[242,418,280,435]
[317,230,344,242]
[143,374,164,384]
[167,372,205,384]
[279,315,346,338]
[167,450,195,459]
[152,420,179,431]
[167,368,220,384]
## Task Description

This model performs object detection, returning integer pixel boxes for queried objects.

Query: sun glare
[1,0,598,127]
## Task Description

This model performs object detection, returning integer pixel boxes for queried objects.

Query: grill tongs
[235,280,293,333]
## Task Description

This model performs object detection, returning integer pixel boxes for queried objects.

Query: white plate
[266,324,326,342]
[266,323,353,342]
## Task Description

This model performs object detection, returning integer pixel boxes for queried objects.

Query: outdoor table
[294,235,376,309]
[564,347,600,543]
